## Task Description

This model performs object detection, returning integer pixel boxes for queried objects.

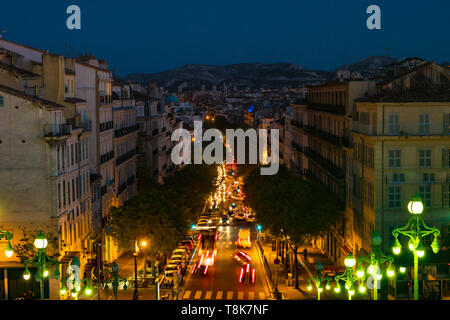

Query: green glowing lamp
[5,241,14,258]
[431,238,440,254]
[416,242,425,258]
[407,194,424,215]
[23,265,31,280]
[344,253,356,268]
[356,265,365,278]
[392,238,401,255]
[334,282,341,293]
[307,280,312,291]
[399,266,406,273]
[387,265,395,277]
[359,284,366,293]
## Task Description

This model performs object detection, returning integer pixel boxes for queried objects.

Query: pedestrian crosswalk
[182,290,266,300]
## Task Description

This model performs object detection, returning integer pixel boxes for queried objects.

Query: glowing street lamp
[23,232,60,299]
[0,230,14,258]
[355,231,394,300]
[392,194,440,300]
[307,261,332,300]
[335,253,358,300]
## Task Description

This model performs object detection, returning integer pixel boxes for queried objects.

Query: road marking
[258,292,265,300]
[194,291,202,299]
[205,291,212,299]
[183,291,191,299]
[238,291,244,299]
[226,291,233,299]
[248,292,255,300]
[216,291,223,299]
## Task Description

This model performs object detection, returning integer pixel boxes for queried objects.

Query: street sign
[274,258,280,265]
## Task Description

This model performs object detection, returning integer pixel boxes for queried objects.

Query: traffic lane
[182,225,268,299]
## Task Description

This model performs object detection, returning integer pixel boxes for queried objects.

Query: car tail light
[246,264,250,273]
[204,265,209,275]
[199,254,204,266]
[239,267,244,283]
[238,239,241,245]
[192,264,197,274]
[213,249,217,256]
[252,268,256,283]
[206,250,209,257]
[215,233,218,240]
[198,249,202,255]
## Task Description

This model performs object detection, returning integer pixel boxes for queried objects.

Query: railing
[304,125,342,147]
[44,124,72,137]
[291,120,303,129]
[308,102,345,115]
[100,150,114,164]
[304,147,345,179]
[114,124,139,138]
[99,95,112,104]
[100,121,114,132]
[115,148,136,166]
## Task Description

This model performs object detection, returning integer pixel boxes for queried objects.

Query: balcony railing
[114,124,139,138]
[115,148,136,166]
[291,120,303,129]
[308,103,345,115]
[44,124,72,137]
[304,125,342,147]
[304,147,345,180]
[100,150,114,164]
[99,95,112,104]
[100,121,114,132]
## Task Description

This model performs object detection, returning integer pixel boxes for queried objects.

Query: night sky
[1,0,449,75]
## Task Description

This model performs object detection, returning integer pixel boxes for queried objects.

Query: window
[419,149,432,168]
[367,183,374,208]
[422,173,435,183]
[389,186,401,209]
[71,144,74,166]
[393,173,405,184]
[72,179,75,202]
[444,185,450,208]
[367,147,374,168]
[58,183,61,209]
[419,185,432,208]
[0,95,3,106]
[389,114,400,134]
[419,114,430,135]
[63,181,66,207]
[389,149,401,168]
[443,113,450,134]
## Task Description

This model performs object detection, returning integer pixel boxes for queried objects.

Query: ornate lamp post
[103,261,128,300]
[23,232,60,299]
[334,253,357,300]
[307,261,332,300]
[391,194,440,300]
[355,230,395,300]
[0,230,14,258]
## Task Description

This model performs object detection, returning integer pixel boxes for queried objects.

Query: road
[179,220,269,300]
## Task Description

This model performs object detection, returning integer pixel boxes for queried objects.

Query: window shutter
[444,113,449,134]
[443,148,449,168]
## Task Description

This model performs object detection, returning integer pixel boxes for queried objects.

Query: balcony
[115,148,137,166]
[127,175,135,186]
[99,95,112,105]
[291,120,303,129]
[114,124,139,138]
[44,124,72,138]
[100,121,114,132]
[291,142,303,153]
[308,102,345,115]
[304,147,345,180]
[304,125,342,147]
[100,150,114,164]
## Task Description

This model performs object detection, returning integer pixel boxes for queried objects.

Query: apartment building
[75,54,118,264]
[291,80,376,264]
[112,82,138,205]
[0,40,94,298]
[136,93,183,182]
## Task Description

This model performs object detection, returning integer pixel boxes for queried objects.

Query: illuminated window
[0,95,4,106]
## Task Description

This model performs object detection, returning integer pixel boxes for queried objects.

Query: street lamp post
[141,240,148,287]
[23,232,60,300]
[102,261,128,300]
[355,230,395,300]
[133,240,139,300]
[0,230,14,258]
[391,194,440,300]
[307,261,331,300]
[334,253,357,300]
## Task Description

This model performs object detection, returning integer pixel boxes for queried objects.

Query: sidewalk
[255,237,337,300]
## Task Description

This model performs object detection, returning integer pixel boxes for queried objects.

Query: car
[164,264,180,284]
[196,221,209,230]
[239,262,256,284]
[181,240,194,250]
[246,213,256,223]
[170,259,186,272]
[233,250,252,266]
[237,228,251,248]
[172,251,187,261]
[198,219,208,224]
[235,213,246,221]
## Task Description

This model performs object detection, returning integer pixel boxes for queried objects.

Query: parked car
[246,213,256,223]
[180,240,194,250]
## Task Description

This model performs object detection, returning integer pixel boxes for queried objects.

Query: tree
[244,165,342,288]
